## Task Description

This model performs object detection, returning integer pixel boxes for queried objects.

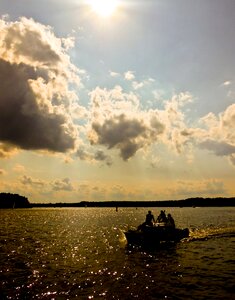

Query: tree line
[32,197,235,208]
[0,193,31,208]
[1,193,235,208]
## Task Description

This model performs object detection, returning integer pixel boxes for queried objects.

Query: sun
[87,0,119,17]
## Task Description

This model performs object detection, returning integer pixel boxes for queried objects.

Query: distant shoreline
[31,197,235,208]
[1,193,235,208]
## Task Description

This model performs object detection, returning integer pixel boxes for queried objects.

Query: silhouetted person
[157,210,167,223]
[138,210,155,230]
[145,210,155,226]
[166,213,175,228]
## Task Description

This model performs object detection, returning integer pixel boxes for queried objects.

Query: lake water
[0,207,235,299]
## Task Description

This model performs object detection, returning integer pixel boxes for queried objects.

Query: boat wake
[187,226,235,242]
[118,229,128,244]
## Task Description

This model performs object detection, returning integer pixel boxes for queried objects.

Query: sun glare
[87,0,119,17]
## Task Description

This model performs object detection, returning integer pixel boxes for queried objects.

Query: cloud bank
[1,16,235,169]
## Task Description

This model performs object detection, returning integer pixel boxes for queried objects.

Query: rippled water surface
[1,207,235,299]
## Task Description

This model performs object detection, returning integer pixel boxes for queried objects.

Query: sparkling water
[1,207,235,299]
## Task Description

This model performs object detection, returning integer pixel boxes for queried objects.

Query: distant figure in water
[157,210,167,223]
[145,210,155,226]
[166,213,175,228]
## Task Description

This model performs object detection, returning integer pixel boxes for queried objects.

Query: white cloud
[132,81,144,90]
[223,81,231,86]
[132,78,155,90]
[198,104,235,146]
[109,71,120,77]
[196,103,235,165]
[124,71,135,81]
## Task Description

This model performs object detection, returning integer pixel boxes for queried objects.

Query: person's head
[148,210,151,214]
[168,213,171,217]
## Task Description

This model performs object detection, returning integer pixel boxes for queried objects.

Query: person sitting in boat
[166,213,175,228]
[157,210,167,223]
[145,210,155,226]
[137,210,155,230]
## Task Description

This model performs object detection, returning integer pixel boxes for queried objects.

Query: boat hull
[124,226,189,247]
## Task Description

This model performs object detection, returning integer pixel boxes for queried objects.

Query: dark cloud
[0,59,75,152]
[90,112,166,160]
[90,114,148,160]
[0,18,80,153]
[199,139,235,156]
[76,147,92,161]
[51,178,74,191]
[88,87,194,161]
[76,147,112,165]
[92,114,146,147]
[119,142,139,161]
[94,150,112,166]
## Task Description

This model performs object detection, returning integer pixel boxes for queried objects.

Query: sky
[0,0,235,203]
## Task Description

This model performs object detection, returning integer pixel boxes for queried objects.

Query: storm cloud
[91,114,147,160]
[0,17,79,153]
[88,87,195,160]
[90,112,166,161]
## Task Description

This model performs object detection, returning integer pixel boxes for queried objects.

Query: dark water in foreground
[0,207,235,299]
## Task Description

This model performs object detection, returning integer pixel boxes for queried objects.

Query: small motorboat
[124,224,189,247]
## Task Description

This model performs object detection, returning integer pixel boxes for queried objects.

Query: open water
[0,207,235,299]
